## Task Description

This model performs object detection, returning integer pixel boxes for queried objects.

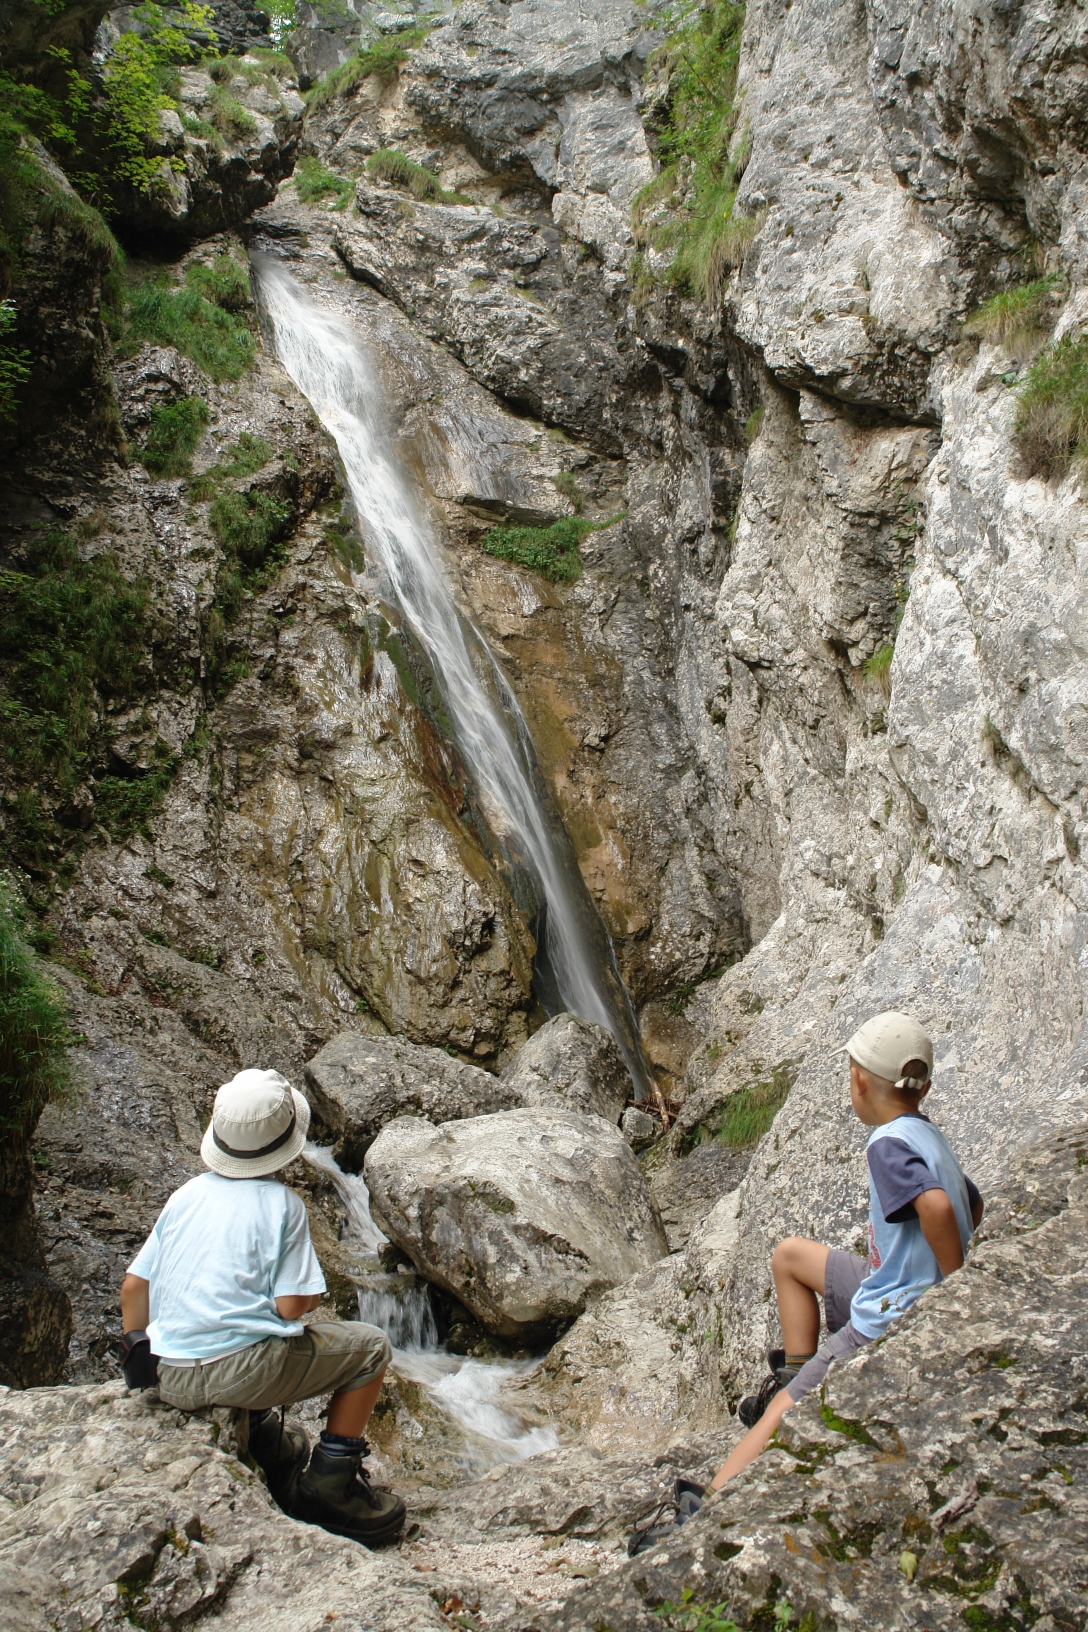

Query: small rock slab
[364,1108,670,1339]
[501,1012,631,1125]
[303,1029,521,1169]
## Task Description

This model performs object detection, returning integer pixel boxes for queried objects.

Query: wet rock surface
[365,1108,669,1339]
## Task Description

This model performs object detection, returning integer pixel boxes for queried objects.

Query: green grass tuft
[207,84,257,141]
[118,259,254,381]
[365,148,467,204]
[1014,329,1088,480]
[141,395,209,477]
[862,641,894,696]
[633,1,758,304]
[0,885,73,1140]
[306,31,428,110]
[964,275,1061,350]
[479,517,596,583]
[295,154,355,210]
[188,432,274,499]
[681,1059,798,1155]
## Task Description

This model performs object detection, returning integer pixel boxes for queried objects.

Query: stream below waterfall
[254,255,651,1094]
[305,1143,558,1476]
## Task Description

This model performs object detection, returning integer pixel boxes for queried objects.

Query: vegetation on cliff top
[306,29,428,110]
[633,0,758,304]
[0,885,72,1138]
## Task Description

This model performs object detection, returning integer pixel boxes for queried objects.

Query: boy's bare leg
[326,1371,386,1437]
[771,1238,830,1356]
[710,1389,792,1490]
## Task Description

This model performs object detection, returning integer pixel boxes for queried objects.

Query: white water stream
[305,1142,557,1470]
[255,258,648,1093]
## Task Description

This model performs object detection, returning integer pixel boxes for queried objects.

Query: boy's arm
[914,1188,964,1275]
[121,1273,150,1333]
[710,1388,793,1489]
[275,1292,322,1319]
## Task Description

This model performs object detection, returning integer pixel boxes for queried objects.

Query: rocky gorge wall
[3,0,1088,1626]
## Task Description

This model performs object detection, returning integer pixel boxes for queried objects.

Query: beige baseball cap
[840,1010,933,1087]
[201,1068,310,1179]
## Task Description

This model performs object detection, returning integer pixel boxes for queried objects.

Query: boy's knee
[772,1236,808,1273]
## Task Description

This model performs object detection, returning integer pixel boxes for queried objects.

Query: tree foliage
[0,886,72,1140]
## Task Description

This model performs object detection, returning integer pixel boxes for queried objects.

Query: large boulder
[303,1029,522,1169]
[500,1012,630,1125]
[364,1108,670,1339]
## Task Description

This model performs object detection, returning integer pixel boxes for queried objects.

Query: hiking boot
[627,1478,707,1557]
[737,1349,800,1429]
[292,1444,406,1547]
[248,1409,309,1506]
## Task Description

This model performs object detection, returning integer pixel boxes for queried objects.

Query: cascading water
[305,1143,557,1470]
[254,257,650,1095]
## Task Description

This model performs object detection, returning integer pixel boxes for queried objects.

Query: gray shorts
[157,1321,391,1413]
[786,1247,871,1403]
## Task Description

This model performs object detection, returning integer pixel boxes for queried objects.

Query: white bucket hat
[839,1010,934,1088]
[201,1068,310,1179]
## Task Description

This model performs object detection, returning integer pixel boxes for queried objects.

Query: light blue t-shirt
[849,1114,974,1340]
[128,1171,326,1361]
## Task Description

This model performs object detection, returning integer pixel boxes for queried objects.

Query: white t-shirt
[128,1171,326,1361]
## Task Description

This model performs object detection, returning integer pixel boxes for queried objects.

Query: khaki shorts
[157,1321,391,1413]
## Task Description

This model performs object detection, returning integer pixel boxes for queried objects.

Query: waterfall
[254,257,650,1095]
[304,1143,558,1469]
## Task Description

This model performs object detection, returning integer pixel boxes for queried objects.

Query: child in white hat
[629,1011,983,1553]
[119,1068,404,1546]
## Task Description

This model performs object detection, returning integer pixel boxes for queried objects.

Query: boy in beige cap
[628,1011,983,1553]
[119,1068,405,1546]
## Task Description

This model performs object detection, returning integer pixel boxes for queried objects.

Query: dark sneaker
[248,1409,309,1506]
[292,1444,406,1547]
[627,1478,707,1557]
[738,1372,781,1429]
[737,1349,794,1428]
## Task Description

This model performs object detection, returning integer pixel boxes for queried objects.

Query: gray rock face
[0,1381,444,1631]
[620,1105,656,1150]
[524,1122,1088,1632]
[501,1013,630,1124]
[304,1027,522,1169]
[364,1108,669,1338]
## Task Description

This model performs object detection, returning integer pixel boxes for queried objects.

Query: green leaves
[100,1,216,192]
[0,300,31,422]
[0,885,73,1141]
[479,518,593,583]
[633,1,752,303]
